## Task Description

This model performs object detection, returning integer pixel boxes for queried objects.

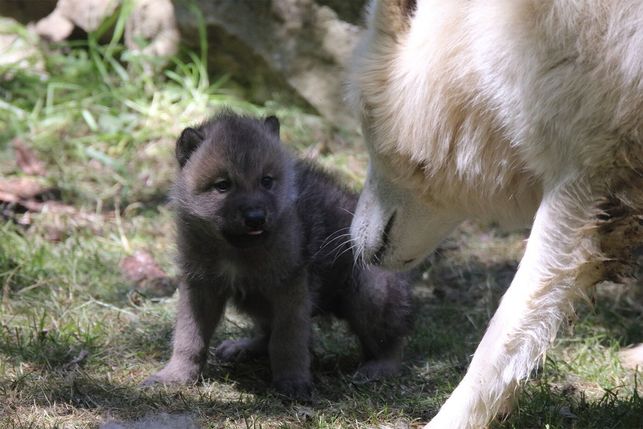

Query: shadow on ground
[1,228,641,428]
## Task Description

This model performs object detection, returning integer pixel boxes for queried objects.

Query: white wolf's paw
[423,383,483,429]
[423,409,469,429]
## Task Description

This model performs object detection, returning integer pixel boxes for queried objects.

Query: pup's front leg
[268,272,313,400]
[143,279,227,385]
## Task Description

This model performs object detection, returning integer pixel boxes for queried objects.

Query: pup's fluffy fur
[144,112,412,399]
[348,0,642,427]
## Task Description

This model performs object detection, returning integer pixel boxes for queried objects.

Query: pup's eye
[261,176,274,190]
[212,179,231,193]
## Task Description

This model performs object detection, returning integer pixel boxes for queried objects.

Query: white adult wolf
[348,0,642,428]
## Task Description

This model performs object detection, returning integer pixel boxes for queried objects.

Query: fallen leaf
[134,277,177,299]
[120,250,166,283]
[0,179,100,232]
[0,177,47,199]
[120,250,177,298]
[12,138,46,176]
[43,226,66,242]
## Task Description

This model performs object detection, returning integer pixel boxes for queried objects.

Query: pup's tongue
[247,230,264,236]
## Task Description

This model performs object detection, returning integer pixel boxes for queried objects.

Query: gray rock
[317,0,368,24]
[125,0,179,58]
[0,17,46,79]
[34,0,120,40]
[0,0,364,128]
[0,0,178,61]
[30,0,179,61]
[174,0,361,129]
[0,0,57,23]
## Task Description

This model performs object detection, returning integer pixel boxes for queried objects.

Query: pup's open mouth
[223,229,270,248]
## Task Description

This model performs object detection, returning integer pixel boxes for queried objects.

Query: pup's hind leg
[426,183,605,429]
[215,320,270,362]
[346,268,412,380]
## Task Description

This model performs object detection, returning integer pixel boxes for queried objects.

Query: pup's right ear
[176,127,204,167]
[264,115,280,137]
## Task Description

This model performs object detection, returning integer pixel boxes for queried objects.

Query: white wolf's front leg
[426,186,598,429]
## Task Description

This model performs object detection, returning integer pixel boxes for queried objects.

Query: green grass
[1,19,641,429]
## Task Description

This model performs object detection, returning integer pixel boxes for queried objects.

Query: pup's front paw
[140,361,201,387]
[273,377,313,401]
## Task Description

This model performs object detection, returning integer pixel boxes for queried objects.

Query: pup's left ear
[264,115,280,137]
[176,127,205,167]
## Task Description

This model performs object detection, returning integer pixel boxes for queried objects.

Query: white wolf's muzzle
[351,163,462,270]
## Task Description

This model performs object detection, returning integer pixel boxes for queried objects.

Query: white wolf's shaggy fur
[348,1,642,428]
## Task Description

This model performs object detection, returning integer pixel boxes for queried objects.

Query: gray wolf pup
[144,112,412,399]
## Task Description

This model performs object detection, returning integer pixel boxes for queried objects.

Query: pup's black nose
[243,208,266,229]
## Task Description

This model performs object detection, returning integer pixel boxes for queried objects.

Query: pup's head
[172,112,295,249]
